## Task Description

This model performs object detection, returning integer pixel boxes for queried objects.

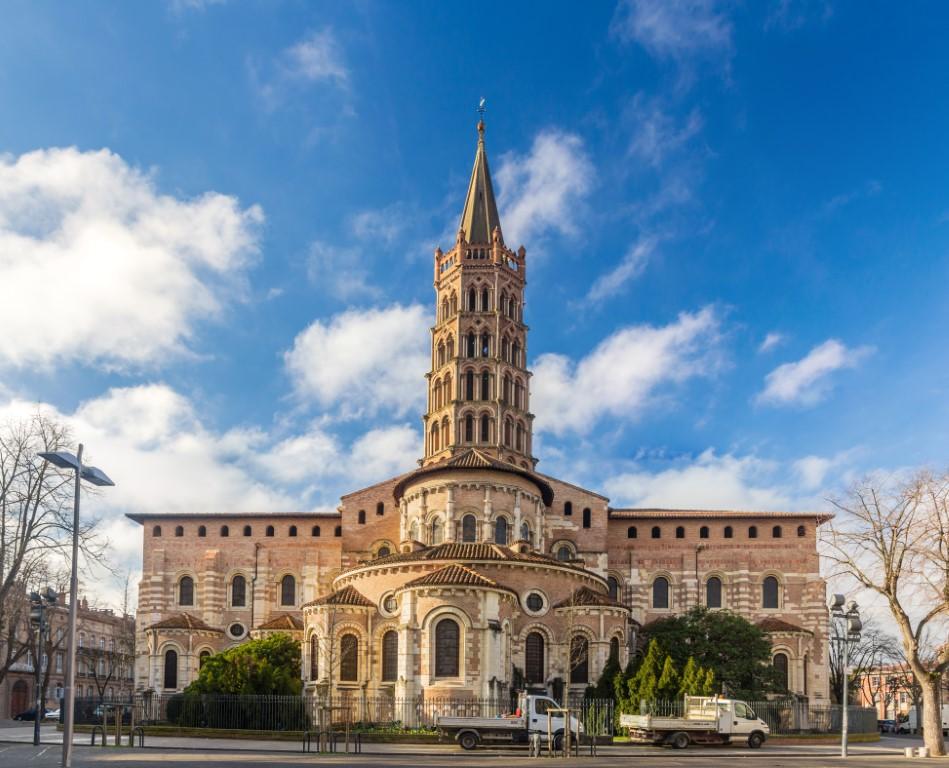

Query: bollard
[918,747,930,758]
[904,747,914,758]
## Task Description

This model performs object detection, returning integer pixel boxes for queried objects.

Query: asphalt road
[0,738,941,768]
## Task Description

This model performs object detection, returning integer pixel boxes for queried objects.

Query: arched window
[266,525,275,537]
[358,509,366,524]
[724,525,733,539]
[675,526,685,539]
[178,576,194,606]
[564,501,573,516]
[464,370,474,400]
[409,520,419,541]
[705,576,722,608]
[340,634,358,682]
[762,576,780,609]
[520,522,531,542]
[309,635,319,681]
[699,526,709,539]
[175,525,184,537]
[431,423,440,453]
[434,618,460,677]
[377,502,384,516]
[502,375,511,404]
[289,525,297,537]
[198,525,206,537]
[243,525,252,537]
[437,344,445,367]
[514,380,523,408]
[651,526,661,539]
[231,575,246,607]
[772,525,782,538]
[797,525,806,537]
[220,525,229,537]
[480,333,490,357]
[627,525,637,539]
[465,414,474,442]
[376,545,390,557]
[556,544,572,562]
[481,288,489,311]
[501,337,510,362]
[466,332,476,357]
[311,525,321,537]
[163,649,178,690]
[652,576,669,609]
[461,514,477,542]
[569,635,589,684]
[748,525,758,539]
[610,636,620,662]
[467,288,476,311]
[280,575,296,606]
[199,650,211,668]
[512,341,521,367]
[334,525,342,537]
[504,418,513,447]
[494,517,508,545]
[447,337,454,359]
[607,576,620,601]
[579,508,591,528]
[773,652,789,690]
[441,299,449,321]
[481,371,490,399]
[480,414,490,442]
[152,525,162,537]
[525,631,545,684]
[431,517,444,545]
[381,630,398,682]
[515,423,524,451]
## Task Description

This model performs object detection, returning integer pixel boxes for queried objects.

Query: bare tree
[828,615,899,704]
[0,412,106,690]
[825,471,949,755]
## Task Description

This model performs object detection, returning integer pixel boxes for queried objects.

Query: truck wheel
[670,732,690,749]
[748,732,764,749]
[459,732,478,751]
[552,732,564,752]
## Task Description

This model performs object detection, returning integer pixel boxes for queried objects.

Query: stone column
[446,485,456,540]
[399,499,408,541]
[513,490,522,541]
[482,485,493,540]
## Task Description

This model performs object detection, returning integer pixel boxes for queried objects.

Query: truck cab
[715,699,769,737]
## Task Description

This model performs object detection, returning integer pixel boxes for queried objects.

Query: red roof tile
[302,585,374,609]
[145,613,223,633]
[757,617,813,634]
[609,508,831,522]
[553,586,625,610]
[256,613,303,631]
[404,563,501,589]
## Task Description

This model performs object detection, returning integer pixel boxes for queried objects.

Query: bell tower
[423,120,534,469]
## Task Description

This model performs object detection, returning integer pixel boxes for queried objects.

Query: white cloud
[284,303,429,418]
[758,339,874,407]
[604,449,793,509]
[612,0,733,63]
[285,29,349,86]
[495,130,594,247]
[585,235,658,303]
[627,96,703,168]
[0,147,262,371]
[758,331,784,353]
[532,306,723,436]
[348,425,420,486]
[350,204,407,245]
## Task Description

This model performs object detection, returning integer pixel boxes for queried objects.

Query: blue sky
[1,1,948,604]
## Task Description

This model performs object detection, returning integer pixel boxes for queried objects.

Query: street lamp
[29,588,58,746]
[829,593,862,758]
[37,445,114,768]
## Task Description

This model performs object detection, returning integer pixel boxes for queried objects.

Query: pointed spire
[459,120,502,245]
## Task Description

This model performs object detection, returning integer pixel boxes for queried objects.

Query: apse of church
[129,119,831,704]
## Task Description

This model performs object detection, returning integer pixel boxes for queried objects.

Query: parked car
[13,707,48,721]
[878,719,897,733]
[45,708,61,721]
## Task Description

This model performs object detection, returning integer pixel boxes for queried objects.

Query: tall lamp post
[37,445,114,768]
[829,594,862,758]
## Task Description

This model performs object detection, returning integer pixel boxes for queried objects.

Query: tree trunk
[921,678,946,756]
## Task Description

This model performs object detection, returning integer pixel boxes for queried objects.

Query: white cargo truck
[902,705,949,735]
[435,693,583,750]
[620,696,770,749]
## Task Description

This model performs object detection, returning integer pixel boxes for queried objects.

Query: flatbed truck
[620,696,770,749]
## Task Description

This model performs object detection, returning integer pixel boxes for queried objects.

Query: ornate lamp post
[829,594,862,758]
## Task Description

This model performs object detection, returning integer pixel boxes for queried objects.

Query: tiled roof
[393,449,554,506]
[459,120,502,245]
[302,585,374,609]
[404,563,501,590]
[145,613,223,633]
[609,508,831,522]
[553,586,625,610]
[126,511,340,523]
[256,613,303,631]
[757,618,813,634]
[363,542,584,572]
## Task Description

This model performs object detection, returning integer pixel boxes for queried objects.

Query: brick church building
[129,119,831,705]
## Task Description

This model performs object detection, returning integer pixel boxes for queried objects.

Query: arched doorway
[10,679,29,717]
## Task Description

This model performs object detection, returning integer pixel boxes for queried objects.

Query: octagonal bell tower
[424,120,534,469]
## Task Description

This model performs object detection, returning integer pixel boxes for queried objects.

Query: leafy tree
[186,634,302,696]
[642,608,782,698]
[656,655,680,700]
[587,653,621,700]
[627,639,663,707]
[678,656,699,697]
[700,667,717,696]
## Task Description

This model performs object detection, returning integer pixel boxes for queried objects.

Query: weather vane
[478,97,486,119]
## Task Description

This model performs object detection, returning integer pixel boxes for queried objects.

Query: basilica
[130,120,831,705]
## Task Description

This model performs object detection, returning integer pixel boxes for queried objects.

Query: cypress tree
[701,667,717,696]
[678,656,699,696]
[657,655,680,701]
[629,639,663,707]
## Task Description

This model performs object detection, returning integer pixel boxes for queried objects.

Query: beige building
[129,119,831,705]
[2,593,135,720]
